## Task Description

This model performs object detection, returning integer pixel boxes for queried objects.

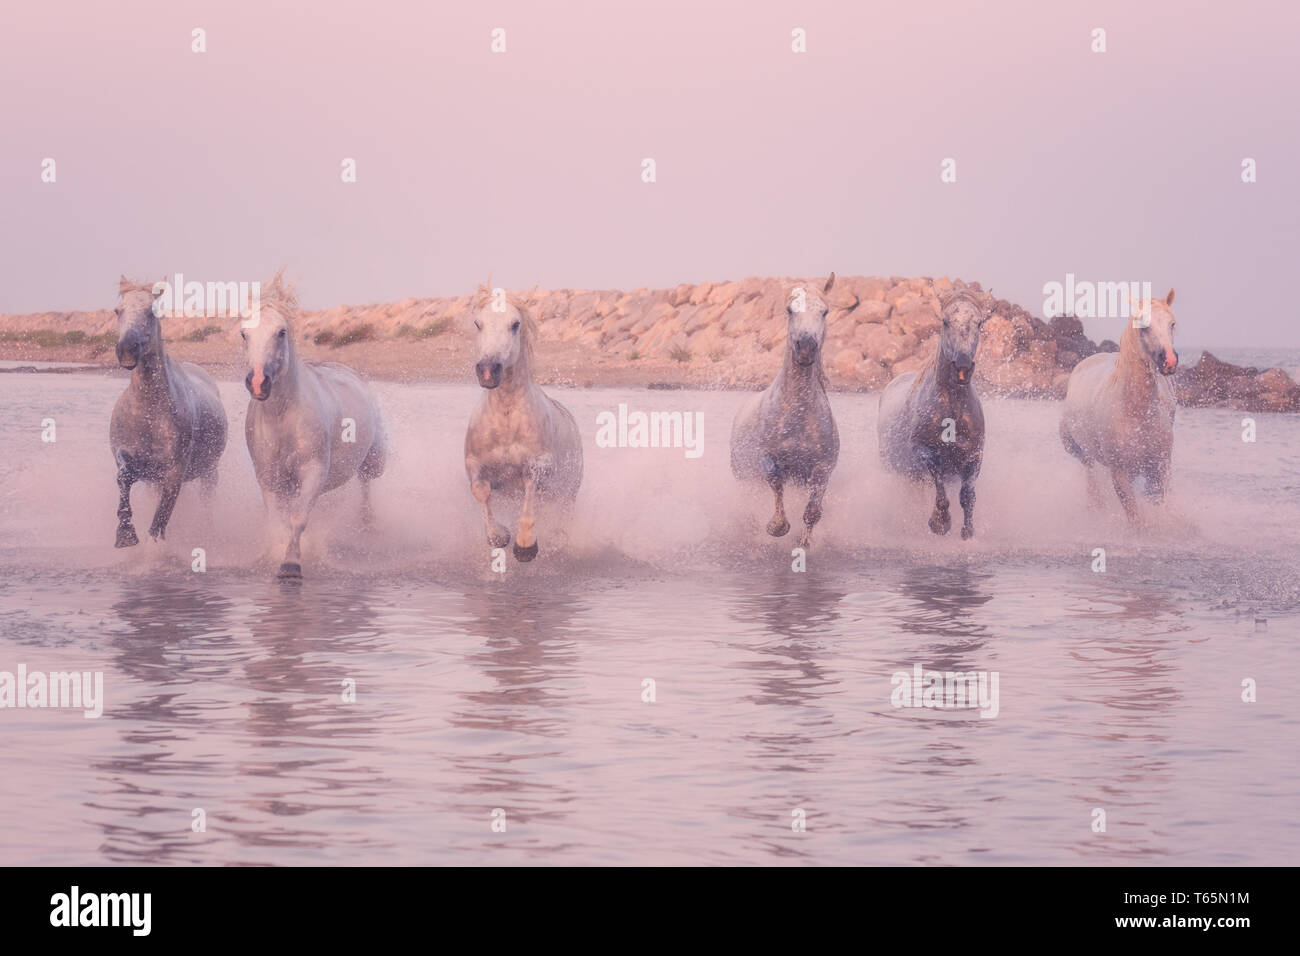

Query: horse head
[472,288,535,389]
[1128,288,1178,376]
[786,273,835,368]
[242,271,297,400]
[937,286,995,386]
[114,276,165,370]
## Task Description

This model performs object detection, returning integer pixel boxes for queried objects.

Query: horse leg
[514,472,541,562]
[799,467,831,550]
[279,466,325,580]
[115,457,139,548]
[1086,466,1105,509]
[360,478,375,530]
[148,471,183,541]
[761,454,789,537]
[926,460,951,535]
[1143,462,1168,503]
[1110,469,1140,524]
[200,468,218,505]
[469,476,510,550]
[959,467,977,540]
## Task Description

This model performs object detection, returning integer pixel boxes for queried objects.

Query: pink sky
[1,0,1296,346]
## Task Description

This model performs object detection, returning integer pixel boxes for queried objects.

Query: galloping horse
[730,274,840,549]
[878,285,993,539]
[110,277,227,547]
[464,287,583,562]
[242,273,387,579]
[1060,289,1179,522]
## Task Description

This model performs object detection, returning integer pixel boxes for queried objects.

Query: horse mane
[473,282,538,361]
[260,268,300,325]
[118,276,161,297]
[937,284,994,314]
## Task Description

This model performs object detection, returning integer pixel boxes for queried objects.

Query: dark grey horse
[730,274,840,549]
[110,278,227,547]
[877,286,992,539]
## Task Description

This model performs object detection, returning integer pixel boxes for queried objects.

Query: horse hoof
[513,541,538,562]
[929,512,951,535]
[767,520,791,537]
[115,525,139,548]
[277,562,303,581]
[961,525,974,540]
[489,531,511,550]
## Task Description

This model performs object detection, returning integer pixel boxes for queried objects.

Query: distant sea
[1184,346,1300,379]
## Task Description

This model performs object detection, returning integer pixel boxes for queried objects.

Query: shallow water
[0,372,1297,865]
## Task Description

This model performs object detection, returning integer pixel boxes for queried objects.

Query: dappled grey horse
[730,274,840,549]
[110,277,227,547]
[242,273,387,579]
[1060,289,1179,523]
[464,288,583,562]
[878,286,993,539]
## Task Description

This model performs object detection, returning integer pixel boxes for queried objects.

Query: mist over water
[1,372,1297,864]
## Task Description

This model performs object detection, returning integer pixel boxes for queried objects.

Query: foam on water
[1,374,1296,610]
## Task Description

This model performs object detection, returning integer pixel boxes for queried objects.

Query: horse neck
[921,338,963,402]
[1111,324,1157,400]
[776,347,826,397]
[261,339,305,414]
[486,351,541,409]
[130,334,173,396]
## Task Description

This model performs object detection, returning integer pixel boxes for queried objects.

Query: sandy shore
[0,334,847,391]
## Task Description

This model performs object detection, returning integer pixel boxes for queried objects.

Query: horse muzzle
[952,362,975,385]
[1158,350,1179,376]
[115,340,140,370]
[246,370,272,400]
[792,337,820,367]
[476,360,503,389]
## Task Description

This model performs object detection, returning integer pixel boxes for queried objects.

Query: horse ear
[1165,288,1175,306]
[823,272,835,293]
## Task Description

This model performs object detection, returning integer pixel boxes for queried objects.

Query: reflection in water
[1059,586,1186,861]
[89,573,397,863]
[722,574,849,861]
[868,563,998,853]
[443,582,587,852]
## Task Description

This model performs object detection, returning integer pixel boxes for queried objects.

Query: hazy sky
[2,0,1296,345]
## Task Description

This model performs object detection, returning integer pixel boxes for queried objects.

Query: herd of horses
[108,273,1180,578]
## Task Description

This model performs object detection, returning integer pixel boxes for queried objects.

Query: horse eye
[474,320,482,330]
[511,320,520,332]
[240,330,248,340]
[278,329,287,338]
[114,308,123,318]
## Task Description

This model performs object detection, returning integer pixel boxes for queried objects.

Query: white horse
[242,274,387,578]
[1060,289,1179,522]
[730,274,839,549]
[110,277,227,547]
[464,288,582,561]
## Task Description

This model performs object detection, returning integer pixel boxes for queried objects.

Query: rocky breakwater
[2,276,1297,411]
